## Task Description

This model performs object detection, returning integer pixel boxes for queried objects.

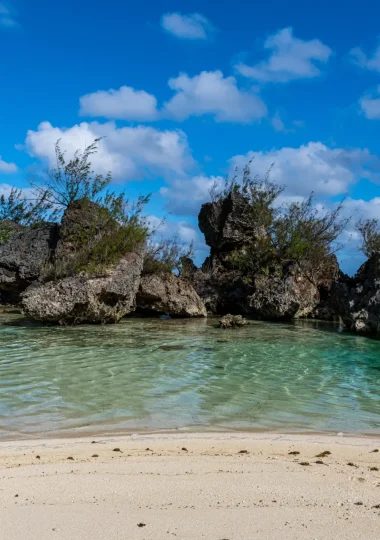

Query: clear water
[0,313,380,439]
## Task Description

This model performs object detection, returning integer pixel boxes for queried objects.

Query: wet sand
[1,432,380,539]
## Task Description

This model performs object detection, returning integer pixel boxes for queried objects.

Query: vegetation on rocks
[209,164,349,281]
[356,218,380,257]
[143,235,194,276]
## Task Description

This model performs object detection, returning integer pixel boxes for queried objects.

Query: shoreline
[2,431,380,539]
[2,426,380,444]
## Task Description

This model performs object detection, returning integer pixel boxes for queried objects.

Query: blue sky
[1,0,380,274]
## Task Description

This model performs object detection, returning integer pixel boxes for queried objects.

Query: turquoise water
[0,314,380,439]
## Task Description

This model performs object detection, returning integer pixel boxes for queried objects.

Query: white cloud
[158,143,380,218]
[25,121,194,181]
[0,2,19,28]
[230,143,380,198]
[163,70,267,123]
[236,27,332,83]
[79,86,158,121]
[350,43,380,72]
[359,85,380,120]
[0,156,18,173]
[343,197,380,220]
[79,71,267,124]
[160,174,224,215]
[160,12,214,40]
[147,214,208,263]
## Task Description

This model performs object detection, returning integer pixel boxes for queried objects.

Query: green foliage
[0,187,52,243]
[143,234,194,275]
[356,218,380,257]
[211,163,350,278]
[273,194,349,268]
[44,197,149,280]
[30,139,112,209]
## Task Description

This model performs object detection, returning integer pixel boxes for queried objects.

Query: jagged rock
[195,190,340,320]
[332,252,380,335]
[21,250,144,325]
[219,314,247,329]
[199,192,263,253]
[0,223,59,304]
[136,273,207,317]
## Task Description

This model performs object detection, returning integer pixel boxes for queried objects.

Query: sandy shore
[1,432,380,539]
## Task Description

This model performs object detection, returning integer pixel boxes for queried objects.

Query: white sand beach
[1,432,380,539]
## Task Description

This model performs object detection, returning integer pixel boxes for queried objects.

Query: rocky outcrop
[219,314,247,329]
[136,273,207,317]
[199,192,263,253]
[193,193,340,320]
[0,223,59,304]
[22,250,144,325]
[54,199,111,263]
[332,252,380,335]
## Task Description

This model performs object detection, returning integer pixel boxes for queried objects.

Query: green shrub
[210,163,350,279]
[143,235,194,276]
[356,218,380,258]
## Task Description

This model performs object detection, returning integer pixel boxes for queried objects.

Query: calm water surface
[0,314,380,439]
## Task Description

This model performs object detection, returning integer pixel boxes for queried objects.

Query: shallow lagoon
[1,314,379,439]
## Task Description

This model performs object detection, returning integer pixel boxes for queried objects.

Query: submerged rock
[219,314,247,329]
[332,252,380,335]
[0,223,59,304]
[21,250,144,325]
[136,273,207,318]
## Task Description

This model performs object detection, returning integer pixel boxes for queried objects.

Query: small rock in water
[159,345,185,351]
[219,314,247,329]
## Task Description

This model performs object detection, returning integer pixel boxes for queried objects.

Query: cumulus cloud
[0,2,19,28]
[163,70,267,123]
[160,174,224,216]
[359,86,380,120]
[0,156,18,173]
[147,214,208,263]
[25,121,194,181]
[230,142,380,198]
[159,143,380,218]
[236,27,332,83]
[350,42,380,72]
[160,12,214,40]
[79,86,158,121]
[79,71,267,124]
